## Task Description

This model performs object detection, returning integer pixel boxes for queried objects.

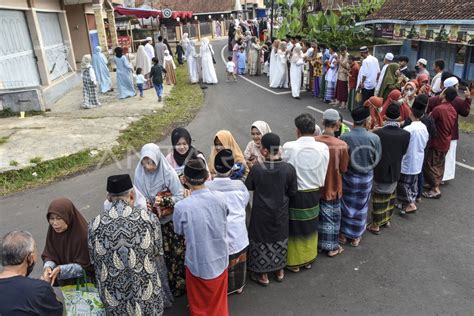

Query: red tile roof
[366,0,474,21]
[153,0,236,14]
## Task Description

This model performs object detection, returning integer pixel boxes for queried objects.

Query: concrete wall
[66,4,91,65]
[0,0,29,9]
[34,0,62,11]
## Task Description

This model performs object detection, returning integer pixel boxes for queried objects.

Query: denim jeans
[137,83,144,97]
[154,83,163,97]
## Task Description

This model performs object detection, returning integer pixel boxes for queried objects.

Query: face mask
[415,65,420,71]
[26,257,35,277]
[405,90,415,97]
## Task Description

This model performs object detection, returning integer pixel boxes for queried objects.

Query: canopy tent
[114,6,193,20]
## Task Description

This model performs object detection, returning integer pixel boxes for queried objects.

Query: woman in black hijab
[165,127,205,178]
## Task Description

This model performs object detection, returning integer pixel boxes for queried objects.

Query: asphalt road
[1,39,473,315]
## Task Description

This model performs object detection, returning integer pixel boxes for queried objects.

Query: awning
[114,6,193,20]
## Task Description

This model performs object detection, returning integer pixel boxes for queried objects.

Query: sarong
[340,169,373,239]
[335,80,348,102]
[442,140,457,181]
[186,267,228,316]
[248,239,288,273]
[227,247,248,294]
[397,173,418,205]
[287,189,319,268]
[325,80,336,102]
[162,221,186,297]
[313,77,320,97]
[318,199,341,251]
[371,191,396,227]
[320,73,326,99]
[423,148,446,188]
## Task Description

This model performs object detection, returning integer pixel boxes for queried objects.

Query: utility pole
[270,0,275,40]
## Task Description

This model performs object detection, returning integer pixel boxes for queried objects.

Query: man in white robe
[144,37,155,60]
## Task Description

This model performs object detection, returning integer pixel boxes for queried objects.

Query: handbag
[151,190,174,218]
[61,271,105,315]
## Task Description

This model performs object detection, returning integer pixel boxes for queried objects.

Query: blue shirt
[173,188,229,279]
[341,127,382,174]
[237,52,247,69]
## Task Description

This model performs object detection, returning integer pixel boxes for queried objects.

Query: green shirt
[150,64,166,85]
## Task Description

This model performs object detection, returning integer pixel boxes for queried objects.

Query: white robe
[200,43,218,84]
[443,140,457,181]
[375,64,388,96]
[290,58,304,97]
[144,43,155,60]
[268,48,277,80]
[187,46,199,83]
[269,50,288,88]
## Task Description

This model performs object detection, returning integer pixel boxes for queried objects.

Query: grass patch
[459,120,474,134]
[9,160,18,167]
[29,157,42,164]
[0,109,44,118]
[0,136,9,145]
[0,65,204,195]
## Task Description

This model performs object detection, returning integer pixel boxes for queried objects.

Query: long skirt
[313,77,321,97]
[287,189,320,268]
[186,267,228,316]
[340,169,373,239]
[371,191,396,227]
[397,173,418,205]
[162,221,186,297]
[318,199,341,251]
[443,140,457,181]
[423,148,446,188]
[248,239,288,273]
[164,61,177,85]
[325,80,336,102]
[227,247,248,294]
[82,69,100,109]
[335,80,349,102]
[320,73,327,99]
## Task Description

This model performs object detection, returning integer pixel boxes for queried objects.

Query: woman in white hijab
[269,41,289,89]
[91,46,112,93]
[163,50,177,85]
[187,40,199,84]
[135,45,152,88]
[244,120,272,168]
[200,38,218,84]
[290,43,305,99]
[80,54,100,109]
[181,33,190,61]
[134,143,186,299]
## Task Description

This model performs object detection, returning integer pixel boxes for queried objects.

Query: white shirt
[431,72,442,94]
[206,177,250,255]
[401,121,429,175]
[282,136,329,190]
[306,47,314,58]
[358,54,380,90]
[144,43,155,59]
[375,63,388,94]
[133,74,146,84]
[226,61,235,73]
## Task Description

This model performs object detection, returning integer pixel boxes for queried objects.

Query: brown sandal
[327,246,345,257]
[350,237,361,247]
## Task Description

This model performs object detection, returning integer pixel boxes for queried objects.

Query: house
[357,0,474,81]
[0,0,77,111]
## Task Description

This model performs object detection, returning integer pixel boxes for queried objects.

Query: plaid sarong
[318,199,341,251]
[341,169,373,239]
[397,173,418,205]
[371,191,396,227]
[325,80,336,102]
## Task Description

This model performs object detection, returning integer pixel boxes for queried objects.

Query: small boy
[226,56,237,82]
[173,158,229,316]
[134,67,146,99]
[206,149,250,294]
[150,57,167,102]
[237,47,247,75]
[245,133,298,285]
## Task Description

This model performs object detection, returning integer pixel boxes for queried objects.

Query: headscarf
[378,63,400,100]
[41,198,92,272]
[135,45,151,74]
[291,44,302,63]
[164,50,174,65]
[417,73,431,95]
[171,127,200,167]
[134,143,182,203]
[417,73,430,88]
[80,54,91,70]
[114,46,123,58]
[381,89,402,117]
[251,120,272,136]
[272,39,281,52]
[278,41,287,52]
[209,130,247,176]
[364,96,384,129]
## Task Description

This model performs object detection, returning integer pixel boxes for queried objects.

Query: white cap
[384,53,394,61]
[146,37,152,41]
[417,58,427,66]
[444,77,459,88]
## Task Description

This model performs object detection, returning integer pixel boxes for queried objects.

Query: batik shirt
[88,200,164,316]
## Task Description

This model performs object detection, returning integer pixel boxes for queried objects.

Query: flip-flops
[250,273,269,287]
[366,224,380,235]
[422,191,441,199]
[327,246,345,258]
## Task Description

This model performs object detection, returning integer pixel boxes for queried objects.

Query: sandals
[275,270,285,282]
[350,237,361,247]
[338,235,347,245]
[287,267,300,273]
[250,273,269,287]
[327,246,345,258]
[422,191,441,199]
[366,224,380,235]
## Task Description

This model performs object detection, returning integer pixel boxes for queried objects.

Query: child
[150,57,167,102]
[134,67,146,99]
[237,47,247,75]
[206,149,250,295]
[245,133,298,286]
[311,52,323,98]
[226,56,237,82]
[173,158,229,315]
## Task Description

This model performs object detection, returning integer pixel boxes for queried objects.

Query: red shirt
[427,95,471,140]
[349,63,360,90]
[428,102,458,152]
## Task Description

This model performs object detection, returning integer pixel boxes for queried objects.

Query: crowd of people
[1,26,472,316]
